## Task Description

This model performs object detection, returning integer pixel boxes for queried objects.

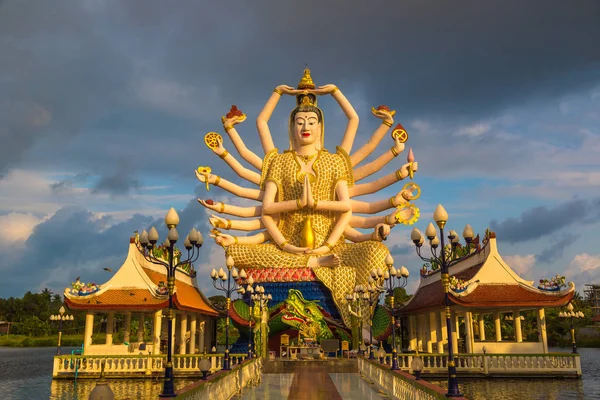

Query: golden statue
[196,68,419,327]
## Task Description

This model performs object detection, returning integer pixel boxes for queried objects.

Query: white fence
[52,353,248,379]
[375,352,581,377]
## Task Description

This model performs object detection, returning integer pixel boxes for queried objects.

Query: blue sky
[1,0,599,298]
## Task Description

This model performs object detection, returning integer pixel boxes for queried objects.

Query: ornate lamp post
[362,278,385,360]
[137,208,204,398]
[210,255,253,370]
[346,286,366,353]
[410,204,476,397]
[382,254,409,370]
[49,306,74,355]
[251,286,271,359]
[245,285,256,359]
[559,303,584,354]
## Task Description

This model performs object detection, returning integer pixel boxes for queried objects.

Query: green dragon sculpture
[281,289,334,340]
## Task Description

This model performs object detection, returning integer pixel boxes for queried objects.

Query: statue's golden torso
[261,147,354,248]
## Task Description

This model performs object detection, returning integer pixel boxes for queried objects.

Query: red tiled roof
[66,289,168,311]
[451,284,574,308]
[143,268,219,316]
[401,264,483,314]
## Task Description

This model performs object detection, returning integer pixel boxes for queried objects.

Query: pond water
[0,346,598,399]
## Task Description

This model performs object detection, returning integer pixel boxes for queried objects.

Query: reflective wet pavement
[236,372,387,400]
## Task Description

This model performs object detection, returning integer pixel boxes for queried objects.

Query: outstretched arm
[198,199,261,218]
[195,170,263,201]
[211,230,270,247]
[350,108,394,166]
[222,115,263,170]
[350,186,418,214]
[350,162,417,198]
[209,214,269,231]
[354,137,404,181]
[316,85,359,154]
[212,138,261,185]
[350,212,397,229]
[256,85,296,154]
[344,224,390,243]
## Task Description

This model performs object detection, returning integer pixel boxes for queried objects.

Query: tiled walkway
[237,372,387,400]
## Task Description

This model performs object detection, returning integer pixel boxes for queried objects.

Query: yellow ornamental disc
[395,202,420,226]
[204,132,222,150]
[402,182,421,200]
[392,127,408,143]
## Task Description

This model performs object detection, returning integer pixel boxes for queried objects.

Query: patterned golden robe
[227,147,389,327]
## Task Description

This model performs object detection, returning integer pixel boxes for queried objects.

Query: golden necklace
[295,153,318,164]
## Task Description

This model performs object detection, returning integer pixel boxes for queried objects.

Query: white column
[494,312,502,342]
[437,311,446,353]
[537,308,548,353]
[84,312,95,354]
[171,312,177,355]
[123,312,131,343]
[189,314,197,355]
[429,312,437,353]
[152,310,162,355]
[178,312,188,354]
[137,313,145,342]
[479,314,486,341]
[464,311,474,353]
[408,315,417,351]
[198,316,206,353]
[514,310,523,343]
[451,312,459,353]
[106,312,114,345]
[417,314,424,352]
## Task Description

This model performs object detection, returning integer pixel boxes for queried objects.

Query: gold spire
[298,67,315,90]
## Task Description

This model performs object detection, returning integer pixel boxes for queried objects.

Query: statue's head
[289,68,324,150]
[290,99,323,150]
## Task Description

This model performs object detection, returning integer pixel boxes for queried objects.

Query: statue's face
[293,112,321,147]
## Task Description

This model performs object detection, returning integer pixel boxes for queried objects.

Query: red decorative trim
[240,267,317,283]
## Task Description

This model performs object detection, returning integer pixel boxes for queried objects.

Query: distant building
[0,321,11,335]
[584,284,600,317]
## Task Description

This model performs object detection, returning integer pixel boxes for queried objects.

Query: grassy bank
[0,333,106,347]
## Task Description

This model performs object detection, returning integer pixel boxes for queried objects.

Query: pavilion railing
[175,357,262,400]
[374,352,581,377]
[52,353,248,379]
[358,357,468,400]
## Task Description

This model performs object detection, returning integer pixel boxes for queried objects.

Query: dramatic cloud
[92,161,140,196]
[50,173,91,194]
[565,253,600,291]
[536,233,580,263]
[1,0,599,179]
[503,254,536,279]
[0,212,43,249]
[489,198,600,243]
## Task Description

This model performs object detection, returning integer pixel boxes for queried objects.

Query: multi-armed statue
[196,68,420,328]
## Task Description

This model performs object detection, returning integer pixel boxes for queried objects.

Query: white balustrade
[52,353,248,378]
[370,353,581,377]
